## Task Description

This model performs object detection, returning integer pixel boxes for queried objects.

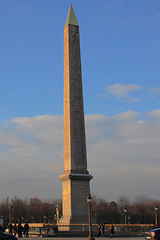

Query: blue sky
[0,0,160,202]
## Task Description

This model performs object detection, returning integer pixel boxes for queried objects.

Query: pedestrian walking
[8,222,13,235]
[18,223,23,238]
[109,224,114,238]
[13,223,17,236]
[0,224,5,232]
[100,224,105,237]
[97,223,101,237]
[24,222,29,237]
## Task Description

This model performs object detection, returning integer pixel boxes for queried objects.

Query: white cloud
[146,109,160,118]
[150,87,160,98]
[113,111,139,121]
[0,113,160,201]
[105,84,144,98]
[0,115,63,200]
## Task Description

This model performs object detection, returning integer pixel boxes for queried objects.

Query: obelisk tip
[65,4,79,26]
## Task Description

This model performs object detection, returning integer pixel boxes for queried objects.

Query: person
[13,223,17,236]
[24,222,29,237]
[109,224,114,238]
[97,223,101,237]
[47,226,50,234]
[8,222,13,235]
[18,222,23,238]
[100,224,105,237]
[0,224,5,232]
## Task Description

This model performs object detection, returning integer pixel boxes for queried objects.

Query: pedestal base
[59,173,92,231]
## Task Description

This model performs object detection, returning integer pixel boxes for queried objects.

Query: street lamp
[155,205,158,227]
[124,207,128,225]
[56,205,59,224]
[9,205,13,223]
[128,216,130,224]
[87,194,95,240]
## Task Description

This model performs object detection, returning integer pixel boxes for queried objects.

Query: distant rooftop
[65,4,79,26]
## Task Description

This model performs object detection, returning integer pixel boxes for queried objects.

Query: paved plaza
[22,238,144,240]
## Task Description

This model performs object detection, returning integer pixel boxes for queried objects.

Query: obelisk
[59,5,93,229]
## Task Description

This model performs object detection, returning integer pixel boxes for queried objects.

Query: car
[0,230,17,240]
[145,228,160,240]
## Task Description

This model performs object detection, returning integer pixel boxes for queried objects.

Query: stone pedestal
[59,173,92,230]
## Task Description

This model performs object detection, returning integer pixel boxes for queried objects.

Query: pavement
[22,238,144,240]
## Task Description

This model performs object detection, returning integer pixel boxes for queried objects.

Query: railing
[22,223,154,236]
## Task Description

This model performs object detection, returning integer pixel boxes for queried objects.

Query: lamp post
[9,205,13,223]
[124,207,128,225]
[56,205,59,224]
[128,216,130,224]
[123,207,128,232]
[87,194,95,240]
[155,206,158,227]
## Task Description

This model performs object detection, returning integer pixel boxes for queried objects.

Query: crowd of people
[8,222,29,238]
[97,223,114,238]
[2,221,114,238]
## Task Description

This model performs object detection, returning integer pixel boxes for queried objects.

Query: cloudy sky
[0,0,160,202]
